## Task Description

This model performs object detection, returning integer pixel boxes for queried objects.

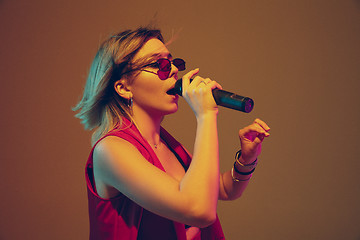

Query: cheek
[137,80,162,95]
[132,78,164,103]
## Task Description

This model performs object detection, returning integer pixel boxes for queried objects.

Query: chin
[166,106,179,115]
[163,104,178,115]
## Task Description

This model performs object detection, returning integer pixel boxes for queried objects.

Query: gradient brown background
[1,0,359,239]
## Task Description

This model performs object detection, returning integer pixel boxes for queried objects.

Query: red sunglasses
[141,58,186,80]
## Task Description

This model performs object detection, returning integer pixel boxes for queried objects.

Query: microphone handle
[213,89,254,113]
[173,79,254,113]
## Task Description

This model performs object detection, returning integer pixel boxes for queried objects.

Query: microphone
[167,78,254,113]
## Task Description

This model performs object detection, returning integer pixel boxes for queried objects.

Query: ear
[114,79,132,100]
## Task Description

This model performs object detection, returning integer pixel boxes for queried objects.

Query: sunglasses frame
[141,58,186,80]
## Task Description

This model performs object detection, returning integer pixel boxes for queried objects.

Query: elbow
[186,204,217,228]
[196,213,217,228]
[226,191,243,201]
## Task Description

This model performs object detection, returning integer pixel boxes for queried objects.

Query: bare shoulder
[92,136,142,198]
[92,135,144,182]
[94,135,135,158]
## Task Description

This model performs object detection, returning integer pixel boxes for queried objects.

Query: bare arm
[219,119,271,200]
[94,69,221,228]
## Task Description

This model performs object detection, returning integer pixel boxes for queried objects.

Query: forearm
[179,113,219,214]
[219,152,258,200]
[220,169,251,201]
[220,118,270,201]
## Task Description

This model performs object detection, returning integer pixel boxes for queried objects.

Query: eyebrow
[153,52,172,59]
[134,52,173,67]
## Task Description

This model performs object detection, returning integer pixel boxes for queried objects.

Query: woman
[74,27,270,240]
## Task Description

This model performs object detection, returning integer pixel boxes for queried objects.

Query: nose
[169,62,179,79]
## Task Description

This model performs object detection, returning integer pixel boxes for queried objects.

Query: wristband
[233,161,255,175]
[231,167,251,182]
[235,150,257,171]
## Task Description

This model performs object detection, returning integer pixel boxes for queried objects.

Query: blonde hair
[73,27,164,145]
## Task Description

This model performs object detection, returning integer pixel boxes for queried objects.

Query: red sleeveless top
[85,118,225,239]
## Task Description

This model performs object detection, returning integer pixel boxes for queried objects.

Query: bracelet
[235,150,258,166]
[234,150,258,172]
[236,158,257,167]
[233,161,255,175]
[231,167,251,182]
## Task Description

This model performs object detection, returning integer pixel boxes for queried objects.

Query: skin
[92,38,271,231]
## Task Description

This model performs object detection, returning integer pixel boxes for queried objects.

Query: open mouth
[166,80,182,96]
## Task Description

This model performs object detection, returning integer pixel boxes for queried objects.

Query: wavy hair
[73,27,164,145]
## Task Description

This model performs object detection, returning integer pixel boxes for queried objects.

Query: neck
[132,106,163,149]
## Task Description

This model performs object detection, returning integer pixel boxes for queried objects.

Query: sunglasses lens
[158,70,170,80]
[173,58,186,71]
[157,59,171,72]
[155,58,185,79]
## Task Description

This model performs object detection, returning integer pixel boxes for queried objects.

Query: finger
[239,131,262,143]
[254,118,271,132]
[239,124,270,138]
[246,134,264,147]
[188,75,205,86]
[201,78,212,85]
[199,80,206,85]
[182,68,200,90]
[252,135,264,146]
[205,80,222,90]
[257,133,265,142]
[241,131,267,145]
[186,76,216,97]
